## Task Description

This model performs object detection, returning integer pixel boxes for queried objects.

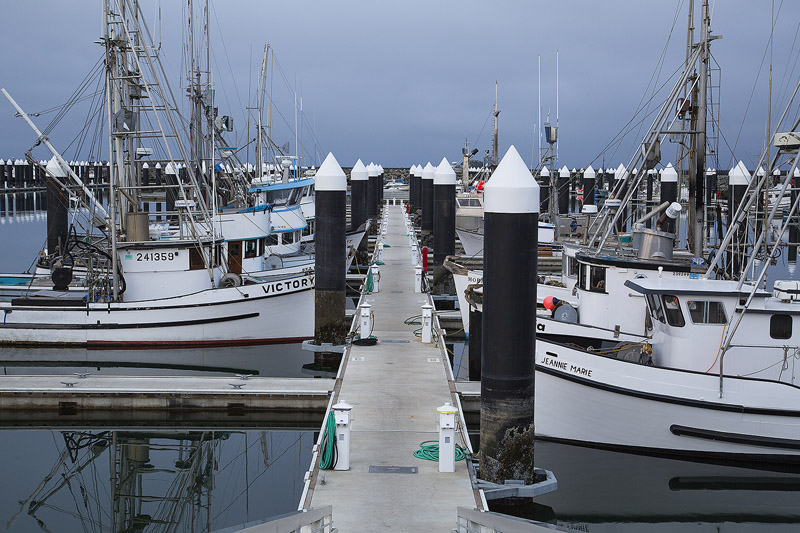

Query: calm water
[0,201,319,531]
[5,201,800,531]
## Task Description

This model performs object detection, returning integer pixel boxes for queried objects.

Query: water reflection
[518,441,800,531]
[0,343,317,378]
[2,428,311,532]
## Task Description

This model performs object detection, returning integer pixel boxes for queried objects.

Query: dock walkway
[306,205,482,530]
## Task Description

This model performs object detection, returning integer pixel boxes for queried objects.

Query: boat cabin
[626,277,800,383]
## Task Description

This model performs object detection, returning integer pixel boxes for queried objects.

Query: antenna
[556,50,559,164]
[538,55,542,168]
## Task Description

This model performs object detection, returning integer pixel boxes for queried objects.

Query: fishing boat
[0,2,315,348]
[532,0,800,463]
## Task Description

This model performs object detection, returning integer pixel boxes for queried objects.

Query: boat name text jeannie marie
[540,356,593,378]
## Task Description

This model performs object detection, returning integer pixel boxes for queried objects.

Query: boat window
[266,189,290,204]
[189,246,204,270]
[303,220,315,237]
[244,239,258,259]
[662,294,685,327]
[686,300,727,324]
[589,266,606,293]
[577,263,588,290]
[288,187,303,205]
[646,294,665,323]
[266,233,279,247]
[566,256,579,278]
[770,314,792,339]
[258,238,266,256]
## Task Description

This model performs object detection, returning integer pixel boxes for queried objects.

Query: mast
[689,0,709,260]
[492,81,500,167]
[538,55,542,168]
[256,44,269,178]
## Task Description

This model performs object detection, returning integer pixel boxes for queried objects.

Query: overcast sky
[1,1,798,170]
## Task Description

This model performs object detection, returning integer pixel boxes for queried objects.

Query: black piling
[582,166,596,208]
[538,167,550,214]
[728,162,750,276]
[660,164,678,234]
[165,163,179,220]
[313,153,348,349]
[433,158,456,265]
[412,165,423,214]
[433,158,456,294]
[408,165,417,212]
[480,145,538,485]
[468,307,482,381]
[614,168,629,232]
[44,157,69,257]
[421,162,434,234]
[367,163,379,231]
[350,159,368,232]
[557,167,569,215]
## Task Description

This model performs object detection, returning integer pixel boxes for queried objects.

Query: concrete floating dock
[302,204,484,530]
[0,375,334,427]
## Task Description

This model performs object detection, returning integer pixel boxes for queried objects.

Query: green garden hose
[320,412,338,470]
[413,440,466,462]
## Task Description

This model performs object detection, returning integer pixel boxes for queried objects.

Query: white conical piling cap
[559,165,570,178]
[615,164,627,180]
[773,168,781,176]
[378,164,384,174]
[422,162,435,180]
[315,152,346,191]
[484,145,540,214]
[434,157,457,185]
[729,160,751,186]
[367,163,379,177]
[351,159,369,181]
[409,164,415,173]
[413,164,422,177]
[707,167,715,175]
[584,165,596,179]
[45,156,67,178]
[540,166,550,177]
[142,162,149,169]
[155,162,162,169]
[165,162,178,175]
[661,163,678,183]
[756,166,766,177]
[794,167,800,177]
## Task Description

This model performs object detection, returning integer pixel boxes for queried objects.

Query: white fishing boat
[0,2,316,348]
[532,0,800,464]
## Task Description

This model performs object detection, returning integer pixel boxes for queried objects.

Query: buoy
[543,295,559,310]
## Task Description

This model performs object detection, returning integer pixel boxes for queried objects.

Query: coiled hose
[319,412,338,470]
[413,440,467,462]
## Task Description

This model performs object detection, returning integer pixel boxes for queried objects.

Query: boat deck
[304,204,483,531]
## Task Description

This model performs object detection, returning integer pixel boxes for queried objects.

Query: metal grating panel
[369,465,418,474]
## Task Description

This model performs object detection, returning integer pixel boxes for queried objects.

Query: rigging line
[775,20,800,111]
[42,59,106,139]
[625,0,686,164]
[64,74,107,159]
[588,60,687,166]
[27,89,105,118]
[210,433,304,523]
[730,0,784,162]
[473,108,493,151]
[209,2,247,147]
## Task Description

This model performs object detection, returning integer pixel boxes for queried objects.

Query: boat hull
[535,339,800,463]
[0,274,314,348]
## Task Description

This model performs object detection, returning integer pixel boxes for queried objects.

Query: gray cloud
[0,1,797,170]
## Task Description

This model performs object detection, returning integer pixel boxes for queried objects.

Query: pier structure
[300,202,484,529]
